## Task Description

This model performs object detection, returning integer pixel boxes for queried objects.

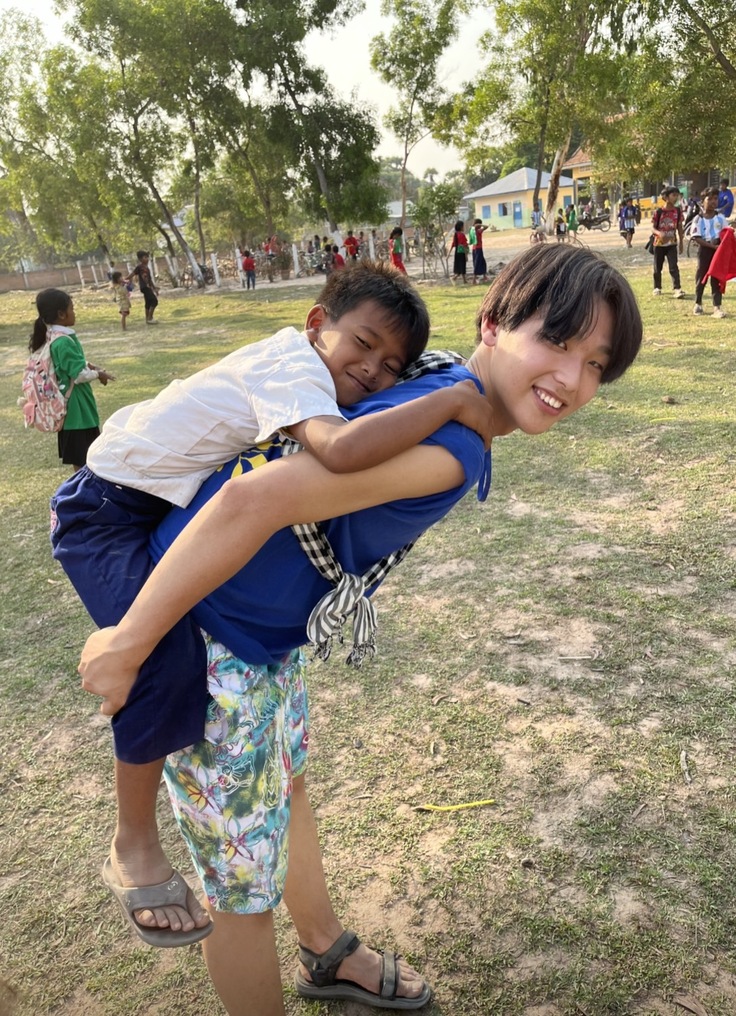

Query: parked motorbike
[578,212,611,232]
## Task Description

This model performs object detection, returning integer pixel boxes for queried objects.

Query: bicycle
[529,225,547,245]
[181,262,215,288]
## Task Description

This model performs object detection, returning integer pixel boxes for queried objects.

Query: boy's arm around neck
[285,379,492,473]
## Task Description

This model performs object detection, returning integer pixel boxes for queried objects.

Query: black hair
[243,249,251,257]
[454,220,464,232]
[720,178,729,186]
[662,186,680,198]
[111,270,123,283]
[390,226,402,238]
[29,288,72,351]
[473,218,482,225]
[136,249,149,260]
[475,245,642,384]
[332,244,339,253]
[317,259,429,365]
[703,186,719,198]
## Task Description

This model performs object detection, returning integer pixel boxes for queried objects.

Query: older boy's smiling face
[307,301,409,406]
[481,303,613,436]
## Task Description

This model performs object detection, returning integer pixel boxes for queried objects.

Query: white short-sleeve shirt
[87,327,342,507]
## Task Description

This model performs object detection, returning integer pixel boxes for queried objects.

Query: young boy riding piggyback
[51,261,493,946]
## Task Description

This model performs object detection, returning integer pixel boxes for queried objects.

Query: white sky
[2,0,492,177]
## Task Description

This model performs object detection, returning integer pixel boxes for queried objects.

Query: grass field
[0,259,734,1015]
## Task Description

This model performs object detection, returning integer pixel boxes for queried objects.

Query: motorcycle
[578,212,611,232]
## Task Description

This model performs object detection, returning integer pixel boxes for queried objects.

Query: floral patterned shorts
[163,637,309,913]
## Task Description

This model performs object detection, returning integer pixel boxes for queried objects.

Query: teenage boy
[77,245,644,1014]
[51,261,493,950]
[692,187,729,318]
[652,187,685,298]
[128,251,160,324]
[717,178,734,219]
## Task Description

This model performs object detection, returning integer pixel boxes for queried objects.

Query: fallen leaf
[673,992,709,1016]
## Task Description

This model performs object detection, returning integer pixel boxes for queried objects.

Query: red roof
[562,147,592,170]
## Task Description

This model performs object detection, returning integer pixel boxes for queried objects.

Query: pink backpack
[19,333,73,433]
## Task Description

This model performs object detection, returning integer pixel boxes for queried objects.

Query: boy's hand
[450,380,494,448]
[78,626,141,715]
[97,370,116,385]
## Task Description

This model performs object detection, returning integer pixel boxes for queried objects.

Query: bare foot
[299,940,428,1001]
[108,839,211,932]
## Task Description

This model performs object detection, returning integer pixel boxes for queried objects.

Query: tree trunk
[532,85,551,212]
[187,113,208,263]
[87,212,112,263]
[277,63,339,232]
[153,222,180,285]
[228,136,275,237]
[128,99,204,287]
[144,174,204,286]
[674,0,736,79]
[544,128,573,232]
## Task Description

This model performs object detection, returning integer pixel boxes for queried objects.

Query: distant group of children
[448,218,489,284]
[109,250,160,330]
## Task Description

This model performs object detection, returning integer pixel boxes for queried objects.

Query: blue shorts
[50,467,209,764]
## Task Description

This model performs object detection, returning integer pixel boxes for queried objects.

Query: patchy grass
[0,263,734,1015]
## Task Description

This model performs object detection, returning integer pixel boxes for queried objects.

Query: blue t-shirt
[150,366,489,664]
[717,188,734,218]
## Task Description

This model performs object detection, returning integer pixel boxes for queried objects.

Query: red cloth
[703,226,736,293]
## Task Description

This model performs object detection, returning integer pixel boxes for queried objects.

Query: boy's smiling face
[306,301,410,407]
[479,303,613,437]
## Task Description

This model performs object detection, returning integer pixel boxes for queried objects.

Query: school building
[463,167,575,230]
[561,146,736,219]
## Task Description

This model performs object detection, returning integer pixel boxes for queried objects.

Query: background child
[241,249,256,290]
[555,209,567,242]
[450,219,468,282]
[618,196,637,248]
[331,244,345,269]
[470,218,488,283]
[51,261,493,948]
[30,289,114,471]
[652,186,685,298]
[389,226,407,273]
[343,230,359,260]
[110,271,131,330]
[692,186,728,318]
[127,251,159,324]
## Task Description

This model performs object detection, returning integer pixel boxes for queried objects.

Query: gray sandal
[294,929,431,1010]
[102,856,213,948]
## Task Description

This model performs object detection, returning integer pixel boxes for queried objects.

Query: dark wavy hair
[475,245,642,383]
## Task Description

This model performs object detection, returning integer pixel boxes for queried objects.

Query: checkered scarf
[283,348,467,666]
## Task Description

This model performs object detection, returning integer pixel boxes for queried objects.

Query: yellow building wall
[472,186,576,230]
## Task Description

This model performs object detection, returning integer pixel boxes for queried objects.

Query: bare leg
[110,758,210,931]
[201,906,284,1016]
[283,775,427,999]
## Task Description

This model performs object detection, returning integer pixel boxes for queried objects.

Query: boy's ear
[304,304,326,341]
[479,316,499,348]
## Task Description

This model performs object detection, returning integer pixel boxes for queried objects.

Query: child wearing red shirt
[241,250,256,290]
[451,220,469,283]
